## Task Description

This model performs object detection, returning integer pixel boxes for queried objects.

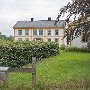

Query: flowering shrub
[0,41,59,67]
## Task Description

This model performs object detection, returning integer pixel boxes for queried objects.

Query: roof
[13,20,65,29]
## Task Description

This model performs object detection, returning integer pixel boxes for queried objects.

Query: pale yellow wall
[29,29,32,41]
[14,28,65,46]
[44,29,47,42]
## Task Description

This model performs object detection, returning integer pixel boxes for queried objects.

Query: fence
[0,57,36,89]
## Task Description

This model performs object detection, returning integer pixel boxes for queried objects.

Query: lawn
[0,50,90,90]
[37,50,90,82]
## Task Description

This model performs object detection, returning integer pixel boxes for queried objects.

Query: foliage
[0,41,59,67]
[0,38,13,46]
[0,32,2,36]
[0,31,13,41]
[60,44,66,50]
[65,46,90,52]
[56,0,90,45]
[87,40,90,50]
[65,46,80,52]
[1,50,90,90]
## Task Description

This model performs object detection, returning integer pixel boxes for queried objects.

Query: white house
[13,17,88,48]
[13,17,66,46]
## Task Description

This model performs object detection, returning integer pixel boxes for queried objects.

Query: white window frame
[39,30,43,35]
[33,30,37,35]
[18,30,22,35]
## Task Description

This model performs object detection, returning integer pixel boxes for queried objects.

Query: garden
[0,39,90,90]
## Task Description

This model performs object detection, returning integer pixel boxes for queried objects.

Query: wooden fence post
[32,57,36,89]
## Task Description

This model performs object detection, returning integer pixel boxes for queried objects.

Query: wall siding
[14,28,65,46]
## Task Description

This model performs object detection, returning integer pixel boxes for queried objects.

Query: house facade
[13,17,66,46]
[13,17,88,47]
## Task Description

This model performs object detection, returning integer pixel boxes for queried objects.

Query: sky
[0,0,71,36]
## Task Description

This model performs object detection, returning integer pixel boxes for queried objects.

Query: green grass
[37,51,90,82]
[0,50,90,90]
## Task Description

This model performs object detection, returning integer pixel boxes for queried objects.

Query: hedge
[65,46,90,52]
[0,41,59,67]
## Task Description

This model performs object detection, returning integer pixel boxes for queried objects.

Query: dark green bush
[0,41,59,67]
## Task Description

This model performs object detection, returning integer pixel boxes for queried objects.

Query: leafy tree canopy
[56,0,90,45]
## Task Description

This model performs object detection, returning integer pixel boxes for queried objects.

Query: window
[55,38,59,43]
[55,30,59,35]
[25,38,29,41]
[48,30,51,35]
[33,30,37,35]
[39,30,43,35]
[18,30,22,35]
[18,38,22,41]
[25,30,29,35]
[47,38,51,42]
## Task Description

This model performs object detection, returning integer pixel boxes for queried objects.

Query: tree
[0,32,2,36]
[8,35,13,41]
[0,31,13,41]
[56,0,90,45]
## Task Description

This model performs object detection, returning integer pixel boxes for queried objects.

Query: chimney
[48,17,51,21]
[31,18,34,21]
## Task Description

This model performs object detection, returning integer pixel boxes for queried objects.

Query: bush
[60,44,66,50]
[87,40,90,50]
[0,41,59,67]
[80,46,90,52]
[65,46,80,52]
[65,46,90,52]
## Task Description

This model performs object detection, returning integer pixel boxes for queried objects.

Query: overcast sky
[0,0,71,36]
